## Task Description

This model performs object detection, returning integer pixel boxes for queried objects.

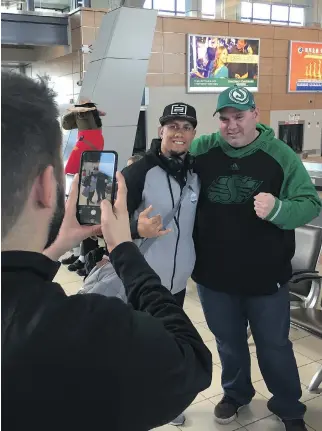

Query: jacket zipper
[167,174,183,292]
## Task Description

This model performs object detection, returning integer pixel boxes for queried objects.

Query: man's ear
[158,126,163,139]
[192,128,197,138]
[33,166,56,209]
[254,108,260,121]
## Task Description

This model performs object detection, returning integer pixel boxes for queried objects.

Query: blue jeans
[198,284,306,420]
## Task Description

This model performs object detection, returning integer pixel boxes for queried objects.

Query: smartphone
[77,151,118,225]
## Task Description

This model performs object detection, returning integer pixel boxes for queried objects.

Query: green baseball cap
[214,86,256,115]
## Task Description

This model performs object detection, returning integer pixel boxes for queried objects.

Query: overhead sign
[288,41,322,92]
[187,34,260,93]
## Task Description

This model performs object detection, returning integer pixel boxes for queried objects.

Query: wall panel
[31,10,322,150]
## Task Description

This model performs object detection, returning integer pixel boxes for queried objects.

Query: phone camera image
[78,151,117,225]
[65,174,74,200]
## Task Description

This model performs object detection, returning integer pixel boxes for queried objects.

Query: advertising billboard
[288,41,322,92]
[187,34,260,93]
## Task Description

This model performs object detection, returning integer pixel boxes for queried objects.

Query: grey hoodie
[122,140,200,295]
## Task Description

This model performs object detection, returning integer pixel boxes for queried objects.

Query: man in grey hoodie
[122,102,200,426]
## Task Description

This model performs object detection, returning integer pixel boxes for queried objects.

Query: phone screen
[65,174,74,200]
[77,151,118,225]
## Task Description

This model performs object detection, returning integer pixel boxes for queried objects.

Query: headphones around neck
[159,151,194,173]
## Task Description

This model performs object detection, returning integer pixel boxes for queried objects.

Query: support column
[305,0,321,27]
[82,0,92,7]
[79,7,157,168]
[26,0,35,12]
[222,0,241,20]
[185,0,202,17]
[215,0,224,19]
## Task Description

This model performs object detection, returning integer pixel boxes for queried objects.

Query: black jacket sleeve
[70,242,212,430]
[105,242,212,429]
[121,158,150,239]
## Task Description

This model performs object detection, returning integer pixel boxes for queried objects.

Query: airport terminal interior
[2,0,322,429]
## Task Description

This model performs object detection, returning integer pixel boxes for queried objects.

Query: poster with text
[288,41,322,92]
[187,34,260,93]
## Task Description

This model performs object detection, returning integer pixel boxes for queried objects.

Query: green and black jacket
[190,123,321,295]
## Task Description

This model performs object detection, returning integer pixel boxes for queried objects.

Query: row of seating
[248,225,322,393]
[289,225,322,393]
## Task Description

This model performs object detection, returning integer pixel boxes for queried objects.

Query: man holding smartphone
[2,72,212,431]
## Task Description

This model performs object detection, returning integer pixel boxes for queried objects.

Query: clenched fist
[254,192,276,219]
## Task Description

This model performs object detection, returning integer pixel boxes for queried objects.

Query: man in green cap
[190,85,321,431]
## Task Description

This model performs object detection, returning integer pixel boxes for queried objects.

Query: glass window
[176,0,185,12]
[252,2,270,20]
[253,19,270,24]
[241,2,252,18]
[143,0,152,9]
[271,5,289,22]
[202,0,216,16]
[289,6,304,25]
[158,10,176,15]
[153,0,175,10]
[240,2,304,27]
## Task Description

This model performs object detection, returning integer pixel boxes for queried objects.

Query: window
[241,1,252,19]
[143,0,152,8]
[153,0,175,10]
[176,0,185,12]
[271,4,289,24]
[202,0,216,17]
[290,6,305,26]
[143,0,185,16]
[240,1,305,26]
[252,2,270,22]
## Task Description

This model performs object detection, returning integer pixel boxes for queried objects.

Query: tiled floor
[55,266,322,431]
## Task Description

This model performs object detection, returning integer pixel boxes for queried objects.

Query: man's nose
[228,120,238,130]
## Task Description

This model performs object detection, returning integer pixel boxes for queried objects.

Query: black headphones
[159,152,194,173]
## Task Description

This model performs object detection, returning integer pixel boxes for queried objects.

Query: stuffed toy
[63,100,106,175]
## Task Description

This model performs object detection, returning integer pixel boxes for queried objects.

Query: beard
[44,183,66,250]
[169,150,186,158]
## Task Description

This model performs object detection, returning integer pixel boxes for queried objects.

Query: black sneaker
[77,268,87,277]
[214,395,246,424]
[61,254,78,265]
[282,419,308,431]
[68,260,84,272]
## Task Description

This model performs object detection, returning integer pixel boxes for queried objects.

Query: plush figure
[63,100,106,175]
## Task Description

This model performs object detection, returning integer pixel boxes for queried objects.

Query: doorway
[278,122,304,154]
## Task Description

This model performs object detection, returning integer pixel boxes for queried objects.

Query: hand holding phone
[100,172,132,253]
[44,174,101,261]
[77,151,118,225]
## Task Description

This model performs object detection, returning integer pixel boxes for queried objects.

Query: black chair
[247,225,322,340]
[289,225,322,309]
[290,308,322,392]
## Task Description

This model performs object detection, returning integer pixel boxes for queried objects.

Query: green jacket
[189,123,321,295]
[190,123,321,230]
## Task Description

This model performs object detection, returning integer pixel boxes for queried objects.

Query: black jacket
[2,242,212,431]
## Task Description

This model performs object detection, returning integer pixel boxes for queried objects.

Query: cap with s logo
[160,102,197,128]
[214,86,256,115]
